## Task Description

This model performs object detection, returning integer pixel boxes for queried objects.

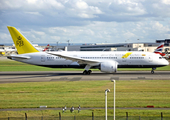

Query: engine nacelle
[100,61,118,73]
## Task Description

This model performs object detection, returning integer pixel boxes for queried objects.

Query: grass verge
[0,80,170,117]
[0,80,170,109]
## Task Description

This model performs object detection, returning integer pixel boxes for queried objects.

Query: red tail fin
[154,43,165,56]
[43,44,50,52]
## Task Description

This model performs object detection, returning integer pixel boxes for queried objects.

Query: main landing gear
[83,70,92,75]
[151,67,156,74]
[83,65,92,75]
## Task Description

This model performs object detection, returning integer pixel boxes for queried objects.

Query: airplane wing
[48,52,100,65]
[7,55,30,60]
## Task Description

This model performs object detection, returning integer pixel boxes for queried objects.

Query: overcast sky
[1,0,170,44]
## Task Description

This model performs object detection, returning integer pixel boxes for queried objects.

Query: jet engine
[100,61,118,73]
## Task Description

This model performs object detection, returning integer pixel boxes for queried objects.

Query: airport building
[56,42,170,53]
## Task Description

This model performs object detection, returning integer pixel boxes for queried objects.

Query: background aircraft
[154,43,166,56]
[43,44,50,52]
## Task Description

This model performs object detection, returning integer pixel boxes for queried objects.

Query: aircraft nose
[164,59,169,66]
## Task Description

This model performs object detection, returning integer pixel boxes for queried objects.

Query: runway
[0,71,170,83]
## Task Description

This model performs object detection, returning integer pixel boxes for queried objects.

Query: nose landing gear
[151,70,154,74]
[151,67,156,74]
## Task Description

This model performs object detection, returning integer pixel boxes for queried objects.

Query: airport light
[57,41,59,46]
[56,41,59,51]
[111,79,116,120]
[105,89,110,120]
[137,39,140,50]
[67,40,70,46]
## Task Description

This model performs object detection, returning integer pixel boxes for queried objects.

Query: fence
[0,112,169,120]
[1,116,170,120]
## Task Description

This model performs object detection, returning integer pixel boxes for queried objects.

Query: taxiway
[0,71,170,83]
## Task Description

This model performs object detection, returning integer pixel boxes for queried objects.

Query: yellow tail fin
[7,26,39,54]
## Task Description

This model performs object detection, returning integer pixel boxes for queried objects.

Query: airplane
[7,26,169,74]
[4,47,16,52]
[43,44,50,52]
[0,46,17,55]
[0,47,5,56]
[154,43,170,59]
[154,43,166,56]
[32,44,50,52]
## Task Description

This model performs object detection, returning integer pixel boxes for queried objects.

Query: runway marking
[51,77,68,81]
[110,77,119,80]
[138,77,146,79]
[131,78,153,80]
[70,77,82,81]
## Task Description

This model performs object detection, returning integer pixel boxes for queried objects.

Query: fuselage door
[149,55,153,62]
[41,55,45,62]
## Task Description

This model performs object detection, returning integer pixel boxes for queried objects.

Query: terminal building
[56,40,170,54]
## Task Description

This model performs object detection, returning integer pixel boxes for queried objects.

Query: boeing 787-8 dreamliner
[7,26,169,74]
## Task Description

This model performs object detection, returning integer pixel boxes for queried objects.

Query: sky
[1,0,170,44]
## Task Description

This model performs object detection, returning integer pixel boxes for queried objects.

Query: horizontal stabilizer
[7,55,30,60]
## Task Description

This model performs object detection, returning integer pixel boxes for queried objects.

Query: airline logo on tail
[154,43,165,56]
[16,36,24,47]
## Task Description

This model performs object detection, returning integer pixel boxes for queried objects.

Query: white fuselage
[9,51,169,69]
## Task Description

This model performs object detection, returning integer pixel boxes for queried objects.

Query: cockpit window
[159,57,162,59]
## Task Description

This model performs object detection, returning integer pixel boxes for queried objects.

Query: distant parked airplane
[154,43,166,56]
[7,26,169,74]
[43,44,50,52]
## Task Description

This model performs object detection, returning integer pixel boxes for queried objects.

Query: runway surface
[0,71,170,83]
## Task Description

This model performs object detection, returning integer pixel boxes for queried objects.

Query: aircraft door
[149,55,153,62]
[41,55,45,62]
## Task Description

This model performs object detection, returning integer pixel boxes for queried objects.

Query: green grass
[0,59,170,71]
[0,80,170,117]
[0,80,170,109]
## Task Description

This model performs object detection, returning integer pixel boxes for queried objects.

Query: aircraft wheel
[83,70,92,75]
[87,70,92,75]
[83,70,87,75]
[151,70,154,74]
